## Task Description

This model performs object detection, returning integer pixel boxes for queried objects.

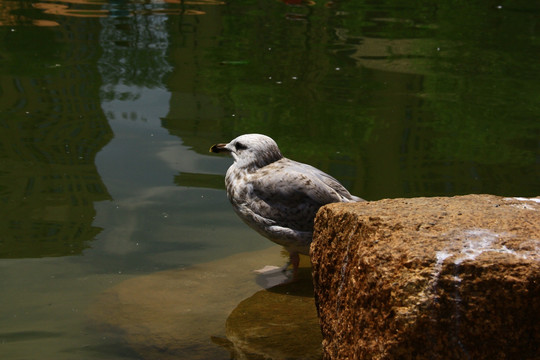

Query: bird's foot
[253,265,282,274]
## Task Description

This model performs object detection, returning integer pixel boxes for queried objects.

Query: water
[1,0,539,358]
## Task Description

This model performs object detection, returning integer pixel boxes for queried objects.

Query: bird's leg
[280,259,292,273]
[280,252,300,279]
[290,252,300,279]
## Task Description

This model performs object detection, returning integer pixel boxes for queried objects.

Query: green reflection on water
[0,1,539,359]
[167,0,539,198]
[421,0,540,167]
[1,0,536,259]
[0,16,112,258]
[0,1,537,255]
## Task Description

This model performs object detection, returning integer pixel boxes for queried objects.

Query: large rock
[311,194,540,360]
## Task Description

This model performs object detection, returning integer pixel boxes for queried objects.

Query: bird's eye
[235,142,247,150]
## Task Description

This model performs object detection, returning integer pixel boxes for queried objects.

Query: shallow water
[1,0,539,359]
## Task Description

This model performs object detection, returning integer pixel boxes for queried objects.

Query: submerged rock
[87,247,321,360]
[223,266,322,360]
[311,194,540,360]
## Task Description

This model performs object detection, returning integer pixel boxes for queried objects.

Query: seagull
[210,134,364,278]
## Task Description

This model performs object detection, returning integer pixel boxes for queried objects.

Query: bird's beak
[209,143,231,153]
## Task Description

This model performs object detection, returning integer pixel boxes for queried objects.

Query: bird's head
[210,134,283,170]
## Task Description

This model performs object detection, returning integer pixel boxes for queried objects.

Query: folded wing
[248,158,358,232]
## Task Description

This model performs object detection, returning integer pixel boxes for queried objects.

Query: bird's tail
[349,195,366,202]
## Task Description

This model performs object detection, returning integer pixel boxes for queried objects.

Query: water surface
[1,0,539,358]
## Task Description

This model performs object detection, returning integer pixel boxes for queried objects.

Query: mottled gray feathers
[214,133,363,255]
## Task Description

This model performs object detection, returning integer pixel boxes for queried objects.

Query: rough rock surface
[311,194,540,360]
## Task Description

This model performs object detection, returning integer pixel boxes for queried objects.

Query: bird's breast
[225,167,252,203]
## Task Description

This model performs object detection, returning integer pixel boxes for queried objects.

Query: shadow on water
[0,330,63,342]
[216,269,322,360]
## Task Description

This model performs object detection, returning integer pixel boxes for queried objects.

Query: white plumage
[210,134,363,276]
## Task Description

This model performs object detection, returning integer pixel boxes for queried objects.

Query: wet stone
[311,194,540,360]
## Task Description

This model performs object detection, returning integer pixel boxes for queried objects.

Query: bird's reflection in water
[213,254,322,360]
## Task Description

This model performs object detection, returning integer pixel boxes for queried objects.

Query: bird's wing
[298,162,361,202]
[250,159,348,209]
[245,158,361,232]
[248,171,321,232]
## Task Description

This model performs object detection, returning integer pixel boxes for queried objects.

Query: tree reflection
[0,12,112,257]
[172,0,540,198]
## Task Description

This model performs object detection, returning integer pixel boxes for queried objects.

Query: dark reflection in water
[219,267,322,360]
[0,13,111,258]
[168,0,540,199]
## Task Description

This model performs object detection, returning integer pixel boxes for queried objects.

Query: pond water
[0,0,539,359]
